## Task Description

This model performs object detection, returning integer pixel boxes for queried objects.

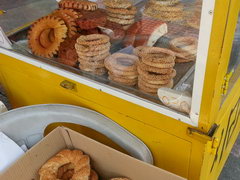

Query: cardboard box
[0,127,185,180]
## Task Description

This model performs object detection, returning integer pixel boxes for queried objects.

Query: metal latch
[206,137,219,155]
[221,71,233,95]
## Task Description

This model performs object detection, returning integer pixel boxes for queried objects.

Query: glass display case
[0,0,216,126]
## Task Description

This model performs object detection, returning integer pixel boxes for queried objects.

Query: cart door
[200,98,240,180]
[198,0,240,131]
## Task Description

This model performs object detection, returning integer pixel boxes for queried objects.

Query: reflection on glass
[228,13,240,73]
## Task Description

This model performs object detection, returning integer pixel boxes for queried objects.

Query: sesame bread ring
[77,34,110,46]
[75,42,111,52]
[107,17,135,25]
[139,78,173,89]
[76,47,110,57]
[105,53,139,72]
[137,66,176,80]
[80,65,107,75]
[104,0,133,9]
[110,178,130,180]
[59,0,98,11]
[150,2,183,11]
[28,16,67,58]
[169,36,198,54]
[107,13,135,20]
[143,8,182,21]
[106,6,137,15]
[141,53,175,65]
[78,58,105,68]
[149,0,179,6]
[108,71,138,79]
[53,8,79,20]
[79,62,105,69]
[140,47,176,57]
[39,149,91,180]
[138,79,173,94]
[175,57,194,63]
[138,62,175,74]
[78,52,110,61]
[51,12,77,38]
[139,75,172,85]
[109,75,137,86]
[133,46,146,56]
[109,68,138,76]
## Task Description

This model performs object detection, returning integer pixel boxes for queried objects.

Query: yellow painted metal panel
[200,97,240,180]
[198,0,239,131]
[0,54,205,180]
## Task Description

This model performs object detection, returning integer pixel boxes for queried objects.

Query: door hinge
[221,71,233,95]
[188,124,219,155]
[187,124,218,142]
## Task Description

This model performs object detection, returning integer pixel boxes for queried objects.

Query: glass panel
[228,13,240,73]
[2,0,204,114]
[222,12,240,103]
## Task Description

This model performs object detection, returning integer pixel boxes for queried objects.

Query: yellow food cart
[0,0,239,179]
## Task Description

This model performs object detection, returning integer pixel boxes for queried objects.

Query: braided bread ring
[59,0,98,11]
[75,42,110,52]
[52,11,77,38]
[28,16,67,58]
[39,149,91,179]
[107,17,135,25]
[53,8,79,19]
[106,6,137,15]
[77,34,110,46]
[137,67,176,80]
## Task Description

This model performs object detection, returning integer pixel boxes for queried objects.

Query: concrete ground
[0,87,239,179]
